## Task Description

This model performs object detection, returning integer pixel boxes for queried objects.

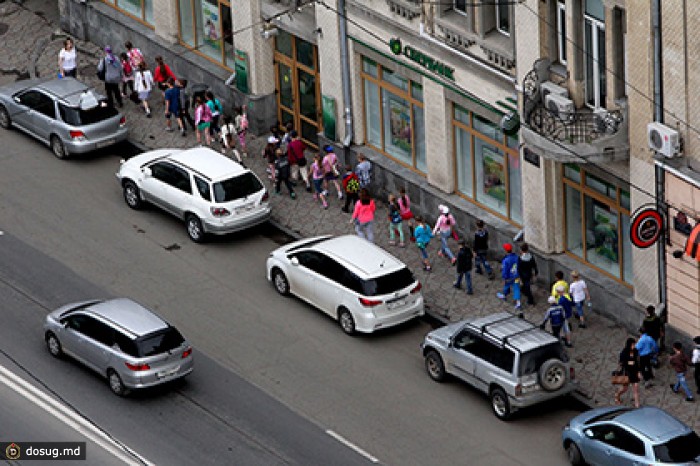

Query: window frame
[584,13,606,109]
[177,0,234,70]
[102,0,154,28]
[557,0,567,65]
[453,0,468,16]
[495,0,511,36]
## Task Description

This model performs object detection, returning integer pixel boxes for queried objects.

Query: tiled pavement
[3,1,698,430]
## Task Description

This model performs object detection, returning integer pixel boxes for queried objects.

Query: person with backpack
[454,240,474,295]
[473,220,495,280]
[540,296,566,341]
[554,285,574,347]
[234,106,248,155]
[287,131,310,191]
[414,216,434,272]
[432,205,457,265]
[322,145,343,199]
[133,62,154,117]
[96,46,123,108]
[387,194,405,247]
[164,78,184,135]
[205,90,223,137]
[341,165,360,213]
[194,96,212,146]
[176,79,195,131]
[274,148,295,199]
[119,52,134,99]
[125,41,145,70]
[497,243,522,311]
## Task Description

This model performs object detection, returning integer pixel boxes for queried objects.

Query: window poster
[201,0,221,50]
[592,201,618,262]
[388,96,411,156]
[481,146,506,203]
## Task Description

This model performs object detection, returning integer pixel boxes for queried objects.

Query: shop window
[178,0,234,68]
[361,58,425,173]
[453,105,521,224]
[104,0,153,24]
[565,185,584,258]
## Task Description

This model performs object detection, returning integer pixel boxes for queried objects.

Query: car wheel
[50,135,68,160]
[107,369,127,396]
[185,214,205,243]
[272,268,290,296]
[338,308,356,335]
[539,358,567,392]
[566,442,585,466]
[0,105,11,129]
[123,181,143,210]
[45,332,62,358]
[490,387,512,421]
[425,350,446,382]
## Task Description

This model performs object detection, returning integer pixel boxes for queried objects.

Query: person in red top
[153,56,177,98]
[286,131,310,192]
[341,164,360,213]
[351,188,376,243]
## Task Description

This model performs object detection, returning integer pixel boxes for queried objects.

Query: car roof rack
[468,313,543,353]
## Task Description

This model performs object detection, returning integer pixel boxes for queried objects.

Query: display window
[178,0,234,68]
[103,0,154,26]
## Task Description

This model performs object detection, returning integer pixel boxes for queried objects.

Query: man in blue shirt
[164,78,184,136]
[636,327,659,388]
[540,297,571,346]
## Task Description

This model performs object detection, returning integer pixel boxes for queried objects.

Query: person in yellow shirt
[551,270,571,300]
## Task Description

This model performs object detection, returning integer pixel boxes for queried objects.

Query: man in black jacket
[517,243,538,308]
[453,241,473,295]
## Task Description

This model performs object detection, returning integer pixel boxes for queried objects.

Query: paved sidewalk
[3,1,698,429]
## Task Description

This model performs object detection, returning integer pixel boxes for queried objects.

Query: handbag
[611,370,629,385]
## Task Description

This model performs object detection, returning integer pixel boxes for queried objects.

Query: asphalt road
[0,129,583,465]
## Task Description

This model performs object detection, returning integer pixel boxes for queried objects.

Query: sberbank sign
[389,38,455,81]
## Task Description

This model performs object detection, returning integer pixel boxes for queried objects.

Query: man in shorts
[164,78,184,136]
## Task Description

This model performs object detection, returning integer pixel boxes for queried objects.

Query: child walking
[387,194,405,247]
[414,216,433,271]
[322,145,343,199]
[397,187,415,241]
[309,153,329,209]
[433,205,457,265]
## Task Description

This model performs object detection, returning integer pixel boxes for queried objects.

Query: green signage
[234,49,249,94]
[389,38,455,81]
[322,95,337,141]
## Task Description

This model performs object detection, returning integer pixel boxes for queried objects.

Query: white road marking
[0,363,153,465]
[326,429,380,463]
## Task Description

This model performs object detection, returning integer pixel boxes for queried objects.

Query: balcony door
[584,0,606,108]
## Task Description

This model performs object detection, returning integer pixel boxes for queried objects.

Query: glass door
[584,16,606,108]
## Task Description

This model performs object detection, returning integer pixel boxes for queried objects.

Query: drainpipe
[652,0,667,309]
[338,0,353,147]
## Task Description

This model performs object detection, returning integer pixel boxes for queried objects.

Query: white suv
[117,147,270,242]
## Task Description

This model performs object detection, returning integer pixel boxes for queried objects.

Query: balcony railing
[384,0,421,20]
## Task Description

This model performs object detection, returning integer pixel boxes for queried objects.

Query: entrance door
[274,31,321,148]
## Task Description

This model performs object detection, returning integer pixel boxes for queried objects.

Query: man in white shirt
[569,270,591,329]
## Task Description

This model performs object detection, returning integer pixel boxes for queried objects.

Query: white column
[423,78,452,192]
[233,0,275,95]
[153,0,179,44]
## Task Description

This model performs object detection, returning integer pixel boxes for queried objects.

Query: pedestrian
[569,270,591,328]
[454,240,473,295]
[355,153,371,189]
[205,90,223,137]
[322,145,343,199]
[125,41,145,71]
[397,187,415,242]
[517,243,538,306]
[635,326,658,388]
[270,124,283,147]
[692,336,700,394]
[263,136,278,184]
[414,216,433,271]
[153,56,177,100]
[176,79,195,131]
[97,46,123,108]
[58,38,77,78]
[497,243,522,311]
[555,285,574,346]
[234,106,248,155]
[274,148,295,199]
[193,96,212,146]
[432,205,457,265]
[281,122,294,149]
[351,188,376,242]
[387,194,405,247]
[287,131,310,191]
[551,271,570,299]
[133,62,154,118]
[473,220,495,280]
[119,52,134,98]
[669,341,695,402]
[341,165,360,213]
[642,305,664,360]
[615,337,642,408]
[163,78,184,135]
[309,153,329,209]
[540,296,566,341]
[220,116,242,163]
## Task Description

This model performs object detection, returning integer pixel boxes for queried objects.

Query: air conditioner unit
[540,81,569,101]
[647,122,680,158]
[545,93,574,120]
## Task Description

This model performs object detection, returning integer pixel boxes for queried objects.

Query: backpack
[389,206,401,224]
[239,113,248,130]
[122,59,132,77]
[345,177,360,194]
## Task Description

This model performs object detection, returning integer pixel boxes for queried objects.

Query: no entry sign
[630,208,663,248]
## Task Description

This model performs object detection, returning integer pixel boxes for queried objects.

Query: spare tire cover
[539,358,567,392]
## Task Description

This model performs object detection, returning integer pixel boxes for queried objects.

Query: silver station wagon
[0,77,128,159]
[44,298,193,396]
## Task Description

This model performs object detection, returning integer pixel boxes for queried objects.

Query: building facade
[58,0,699,337]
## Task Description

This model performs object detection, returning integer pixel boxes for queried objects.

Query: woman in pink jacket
[351,188,376,243]
[433,204,457,265]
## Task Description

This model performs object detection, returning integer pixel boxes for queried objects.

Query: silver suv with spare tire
[421,312,576,420]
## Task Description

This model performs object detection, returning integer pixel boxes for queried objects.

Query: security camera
[260,25,279,39]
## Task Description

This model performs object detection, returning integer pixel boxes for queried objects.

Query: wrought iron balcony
[384,0,421,20]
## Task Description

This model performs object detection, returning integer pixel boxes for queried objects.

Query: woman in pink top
[398,187,415,241]
[351,188,376,243]
[432,204,457,265]
[322,145,343,199]
[309,153,328,209]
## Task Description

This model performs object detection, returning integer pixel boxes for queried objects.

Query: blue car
[562,406,700,465]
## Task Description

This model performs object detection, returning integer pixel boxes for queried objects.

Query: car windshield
[137,327,185,357]
[58,102,118,126]
[518,343,568,376]
[361,267,415,296]
[213,172,263,203]
[653,432,700,463]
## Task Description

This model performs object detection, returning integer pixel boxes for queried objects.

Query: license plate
[387,299,406,310]
[235,203,254,214]
[157,366,180,378]
[96,138,116,148]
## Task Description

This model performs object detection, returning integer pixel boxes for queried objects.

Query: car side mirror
[583,429,594,439]
[290,257,299,266]
[13,96,20,104]
[143,167,152,177]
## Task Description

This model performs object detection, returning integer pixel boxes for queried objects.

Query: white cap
[438,204,449,214]
[548,296,557,304]
[268,136,279,144]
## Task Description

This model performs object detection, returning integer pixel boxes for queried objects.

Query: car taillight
[182,347,192,359]
[69,130,86,141]
[411,282,422,294]
[119,115,126,126]
[570,367,575,380]
[515,384,522,396]
[262,191,269,202]
[210,207,231,217]
[359,297,382,307]
[125,362,150,371]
